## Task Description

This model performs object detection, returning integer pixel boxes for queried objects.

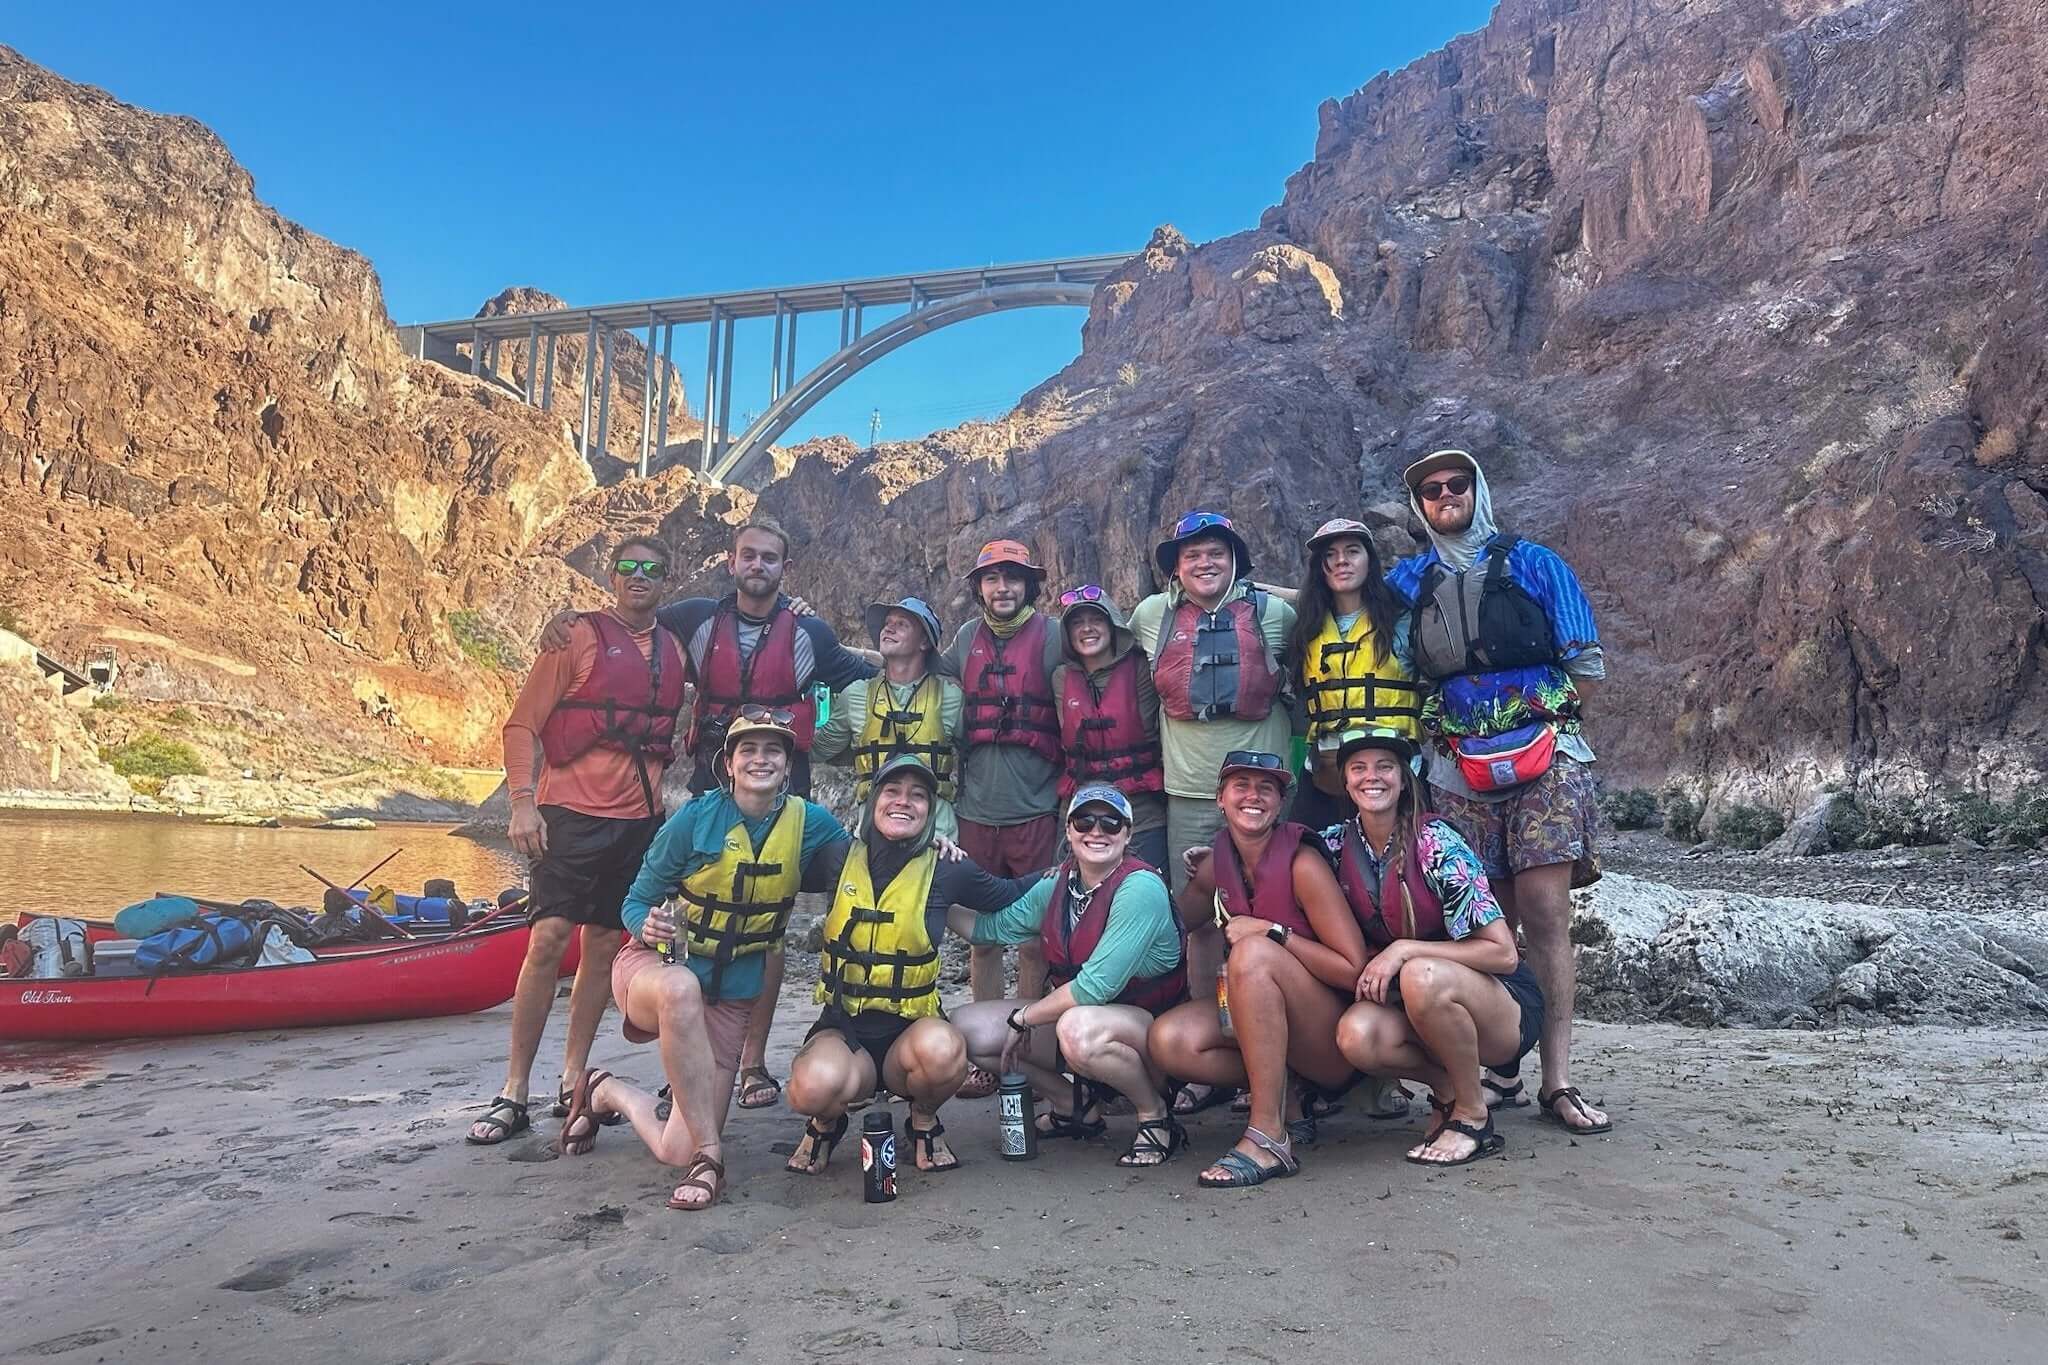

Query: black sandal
[1406,1115,1505,1167]
[903,1114,961,1172]
[1484,1074,1529,1110]
[1170,1082,1238,1116]
[1117,1116,1187,1167]
[465,1096,530,1145]
[785,1114,848,1175]
[1537,1086,1613,1134]
[1035,1077,1107,1140]
[735,1065,782,1109]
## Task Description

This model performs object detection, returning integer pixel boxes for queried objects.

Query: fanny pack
[1454,722,1556,793]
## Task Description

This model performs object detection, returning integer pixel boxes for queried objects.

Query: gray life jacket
[1409,536,1559,680]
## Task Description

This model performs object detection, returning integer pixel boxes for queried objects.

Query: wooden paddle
[299,863,415,938]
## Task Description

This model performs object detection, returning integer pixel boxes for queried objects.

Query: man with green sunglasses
[471,534,687,1148]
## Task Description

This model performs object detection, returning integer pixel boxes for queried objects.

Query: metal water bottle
[1215,964,1234,1040]
[861,1109,896,1202]
[997,1073,1038,1161]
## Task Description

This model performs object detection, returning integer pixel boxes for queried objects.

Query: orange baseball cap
[968,539,1045,579]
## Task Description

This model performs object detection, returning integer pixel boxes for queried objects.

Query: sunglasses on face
[614,558,669,580]
[1417,474,1473,502]
[1059,585,1109,607]
[1068,812,1128,835]
[737,705,796,725]
[1171,511,1235,538]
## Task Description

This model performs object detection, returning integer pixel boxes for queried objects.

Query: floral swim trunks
[1428,755,1601,889]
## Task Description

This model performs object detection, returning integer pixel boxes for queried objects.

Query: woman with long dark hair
[1285,519,1420,832]
[1327,730,1544,1168]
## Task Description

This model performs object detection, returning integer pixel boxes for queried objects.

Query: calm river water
[0,811,526,920]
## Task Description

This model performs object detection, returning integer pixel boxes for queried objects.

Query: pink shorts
[610,940,754,1072]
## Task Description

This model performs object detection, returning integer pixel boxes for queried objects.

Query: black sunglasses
[1068,812,1128,835]
[1221,750,1284,773]
[614,558,669,580]
[737,705,796,725]
[1417,474,1473,502]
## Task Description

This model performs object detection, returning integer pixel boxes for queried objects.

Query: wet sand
[2,985,2043,1363]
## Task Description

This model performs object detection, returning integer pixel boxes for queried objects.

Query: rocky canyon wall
[747,0,2048,806]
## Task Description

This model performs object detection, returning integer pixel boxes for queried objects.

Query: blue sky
[11,2,1495,444]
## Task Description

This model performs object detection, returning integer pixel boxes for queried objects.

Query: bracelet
[1007,1008,1033,1035]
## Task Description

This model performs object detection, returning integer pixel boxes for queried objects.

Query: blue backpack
[132,913,259,973]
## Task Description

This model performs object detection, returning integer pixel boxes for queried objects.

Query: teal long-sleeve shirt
[621,791,850,1002]
[967,865,1182,1006]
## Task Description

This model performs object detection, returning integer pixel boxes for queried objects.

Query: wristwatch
[1007,1008,1033,1035]
[1266,924,1291,946]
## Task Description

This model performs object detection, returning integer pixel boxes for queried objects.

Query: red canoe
[0,919,535,1043]
[18,911,581,977]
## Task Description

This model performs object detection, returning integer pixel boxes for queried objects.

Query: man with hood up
[1050,585,1168,871]
[1387,448,1614,1138]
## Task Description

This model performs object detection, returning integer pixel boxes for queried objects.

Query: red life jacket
[1209,821,1316,938]
[1056,655,1164,801]
[1040,857,1186,1015]
[1331,820,1445,947]
[684,601,818,754]
[1152,590,1282,723]
[538,612,688,767]
[959,613,1061,763]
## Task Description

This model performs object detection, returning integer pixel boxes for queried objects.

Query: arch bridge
[402,253,1129,485]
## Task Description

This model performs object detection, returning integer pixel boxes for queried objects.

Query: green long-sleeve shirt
[968,865,1182,1006]
[811,672,964,839]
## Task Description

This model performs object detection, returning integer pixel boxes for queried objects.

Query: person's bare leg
[592,968,724,1204]
[556,925,624,1099]
[1397,956,1525,1162]
[1057,1005,1164,1117]
[1514,860,1606,1130]
[1147,997,1249,1091]
[783,1030,875,1173]
[885,1018,969,1170]
[734,948,786,1105]
[1204,939,1348,1178]
[952,999,1067,1109]
[1014,939,1048,1001]
[470,916,571,1139]
[968,943,1006,1002]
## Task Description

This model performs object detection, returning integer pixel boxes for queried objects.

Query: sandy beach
[3,978,2043,1364]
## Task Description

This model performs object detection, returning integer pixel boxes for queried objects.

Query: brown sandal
[558,1068,613,1156]
[667,1151,726,1210]
[734,1065,782,1109]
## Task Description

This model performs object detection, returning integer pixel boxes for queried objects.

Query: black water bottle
[862,1109,897,1202]
[998,1073,1038,1161]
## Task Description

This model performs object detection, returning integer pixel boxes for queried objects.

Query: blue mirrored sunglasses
[1171,511,1234,538]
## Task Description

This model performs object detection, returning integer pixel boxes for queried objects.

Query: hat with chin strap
[1155,510,1253,581]
[864,597,943,653]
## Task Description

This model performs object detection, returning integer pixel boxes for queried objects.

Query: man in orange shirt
[467,535,687,1146]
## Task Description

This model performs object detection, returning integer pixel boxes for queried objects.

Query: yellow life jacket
[678,798,806,996]
[1300,612,1424,744]
[850,675,957,803]
[816,844,942,1019]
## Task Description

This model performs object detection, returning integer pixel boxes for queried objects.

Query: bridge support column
[655,324,674,461]
[639,311,657,478]
[579,318,598,457]
[595,329,614,459]
[783,311,798,395]
[769,299,785,403]
[839,288,851,348]
[524,321,539,402]
[541,336,555,411]
[701,306,721,473]
[715,313,736,470]
[469,324,482,376]
[852,300,864,339]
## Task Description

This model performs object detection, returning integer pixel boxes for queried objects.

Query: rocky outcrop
[0,47,603,773]
[746,0,2047,810]
[1574,873,2048,1026]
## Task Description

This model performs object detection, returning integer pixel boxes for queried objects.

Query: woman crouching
[1328,730,1544,1167]
[951,785,1189,1168]
[1149,751,1370,1188]
[783,754,1040,1179]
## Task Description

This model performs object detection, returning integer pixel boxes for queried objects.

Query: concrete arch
[709,281,1096,484]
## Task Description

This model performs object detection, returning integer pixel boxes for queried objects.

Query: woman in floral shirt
[1320,729,1545,1168]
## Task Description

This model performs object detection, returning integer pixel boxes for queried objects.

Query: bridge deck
[407,253,1131,342]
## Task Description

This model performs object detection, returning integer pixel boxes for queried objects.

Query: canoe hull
[0,921,534,1043]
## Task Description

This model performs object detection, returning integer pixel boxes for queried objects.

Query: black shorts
[527,806,660,930]
[1491,960,1546,1071]
[806,1003,917,1074]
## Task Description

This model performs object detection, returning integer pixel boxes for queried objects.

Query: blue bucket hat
[1155,510,1253,580]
